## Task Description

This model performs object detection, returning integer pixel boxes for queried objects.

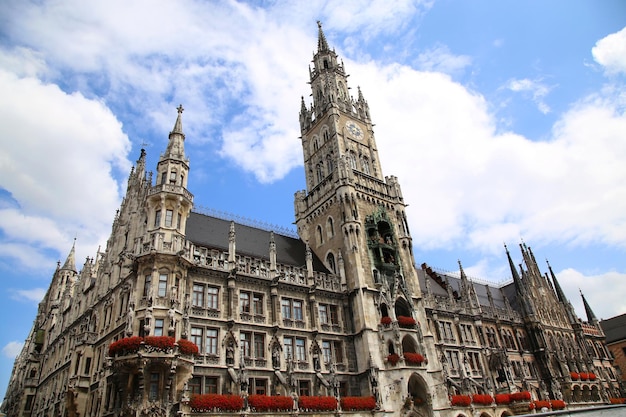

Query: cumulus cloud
[505,78,553,114]
[592,26,626,75]
[0,69,131,268]
[2,341,23,359]
[345,60,626,255]
[558,268,626,320]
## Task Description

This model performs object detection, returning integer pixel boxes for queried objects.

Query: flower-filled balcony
[108,336,198,371]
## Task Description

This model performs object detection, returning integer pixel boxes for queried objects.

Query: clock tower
[295,22,446,414]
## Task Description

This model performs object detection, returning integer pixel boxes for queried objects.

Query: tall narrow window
[165,209,173,227]
[158,274,168,297]
[295,338,306,361]
[192,284,204,307]
[143,275,152,297]
[284,337,294,359]
[316,225,323,245]
[154,319,164,336]
[316,164,324,182]
[169,170,177,184]
[207,287,219,310]
[293,300,303,321]
[206,329,218,355]
[191,327,203,352]
[240,292,250,314]
[327,217,334,237]
[319,305,329,324]
[154,210,162,227]
[362,157,370,174]
[149,373,160,400]
[253,293,264,315]
[254,334,265,359]
[240,332,251,357]
[326,155,334,173]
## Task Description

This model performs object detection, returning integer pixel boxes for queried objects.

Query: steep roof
[600,313,626,344]
[185,211,329,272]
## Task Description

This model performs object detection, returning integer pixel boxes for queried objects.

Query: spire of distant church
[580,290,598,324]
[163,104,186,161]
[61,239,77,272]
[317,21,330,52]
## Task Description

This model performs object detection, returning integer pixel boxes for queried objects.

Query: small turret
[580,290,599,324]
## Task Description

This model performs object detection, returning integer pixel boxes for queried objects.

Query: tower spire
[61,238,77,272]
[316,21,330,52]
[163,104,186,161]
[505,243,534,316]
[580,290,598,324]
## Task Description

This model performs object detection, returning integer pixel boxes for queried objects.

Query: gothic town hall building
[3,23,623,417]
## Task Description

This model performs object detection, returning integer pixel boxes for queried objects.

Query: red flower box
[298,396,337,411]
[397,315,416,327]
[589,373,596,381]
[177,339,199,355]
[533,400,551,410]
[609,398,626,404]
[387,353,400,365]
[144,336,175,350]
[248,395,293,412]
[189,394,244,412]
[510,391,531,402]
[108,336,143,356]
[579,372,589,380]
[340,396,376,411]
[451,395,471,407]
[570,372,580,380]
[495,393,511,405]
[404,352,425,365]
[551,400,566,410]
[472,394,494,405]
[380,316,392,325]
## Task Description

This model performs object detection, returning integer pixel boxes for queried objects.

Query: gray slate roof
[185,212,329,273]
[600,313,626,344]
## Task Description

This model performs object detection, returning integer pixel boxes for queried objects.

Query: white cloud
[340,59,626,255]
[2,341,24,359]
[592,26,626,75]
[505,77,553,114]
[557,268,626,320]
[10,288,47,304]
[0,69,131,268]
[414,44,472,76]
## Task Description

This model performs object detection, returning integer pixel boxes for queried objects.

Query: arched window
[327,217,334,238]
[313,138,319,152]
[316,164,324,182]
[361,157,370,174]
[316,225,323,245]
[348,151,357,169]
[323,130,330,142]
[326,154,333,173]
[326,253,336,273]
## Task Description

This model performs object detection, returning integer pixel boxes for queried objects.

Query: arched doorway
[406,373,432,417]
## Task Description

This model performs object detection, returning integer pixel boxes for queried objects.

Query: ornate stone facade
[2,23,623,417]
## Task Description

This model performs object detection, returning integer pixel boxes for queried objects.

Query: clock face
[346,121,363,140]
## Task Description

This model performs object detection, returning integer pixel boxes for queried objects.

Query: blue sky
[1,0,625,397]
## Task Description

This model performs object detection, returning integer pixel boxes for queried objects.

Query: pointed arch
[326,216,335,238]
[316,225,324,246]
[326,252,336,274]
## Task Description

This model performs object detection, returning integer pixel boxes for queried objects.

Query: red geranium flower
[451,395,471,407]
[298,396,337,411]
[404,352,425,365]
[397,315,416,327]
[177,339,199,355]
[340,396,376,411]
[189,394,243,412]
[387,353,400,365]
[551,400,566,410]
[380,316,392,325]
[495,393,511,405]
[472,394,494,405]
